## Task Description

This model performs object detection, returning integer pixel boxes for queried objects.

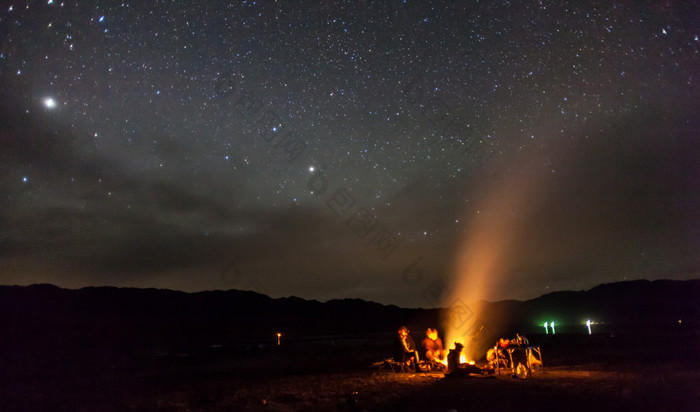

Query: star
[43,97,56,109]
[0,0,695,308]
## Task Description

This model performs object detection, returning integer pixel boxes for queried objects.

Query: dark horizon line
[3,277,698,310]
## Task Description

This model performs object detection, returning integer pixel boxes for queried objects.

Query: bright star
[43,97,56,109]
[309,166,315,172]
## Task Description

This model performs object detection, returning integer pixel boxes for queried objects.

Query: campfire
[441,342,475,372]
[460,352,475,366]
[436,346,475,368]
[442,342,485,377]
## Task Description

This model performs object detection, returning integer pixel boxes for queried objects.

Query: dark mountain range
[0,284,432,351]
[1,279,698,353]
[478,279,700,335]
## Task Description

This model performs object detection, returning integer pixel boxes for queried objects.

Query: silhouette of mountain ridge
[1,279,697,348]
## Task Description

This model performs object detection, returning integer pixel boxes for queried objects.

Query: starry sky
[1,1,698,308]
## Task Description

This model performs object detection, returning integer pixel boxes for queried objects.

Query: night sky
[1,1,698,308]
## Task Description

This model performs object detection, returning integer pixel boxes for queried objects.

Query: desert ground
[3,329,699,411]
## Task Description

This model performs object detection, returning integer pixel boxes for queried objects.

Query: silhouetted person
[446,342,464,374]
[394,326,421,371]
[445,342,482,377]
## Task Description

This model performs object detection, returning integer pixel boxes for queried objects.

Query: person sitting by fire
[394,326,421,371]
[514,333,529,346]
[445,342,483,377]
[486,338,510,369]
[422,328,446,363]
[445,342,464,374]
